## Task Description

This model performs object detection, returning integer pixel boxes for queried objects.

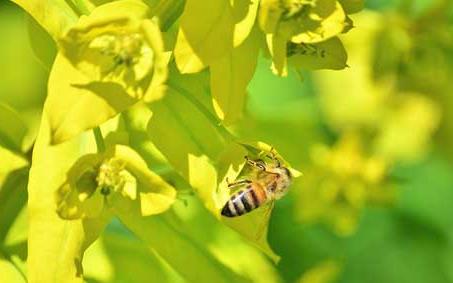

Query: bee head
[269,166,292,199]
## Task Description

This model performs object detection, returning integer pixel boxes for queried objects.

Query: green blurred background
[1,0,453,282]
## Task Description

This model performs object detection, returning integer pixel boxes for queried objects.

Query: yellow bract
[0,258,26,283]
[259,0,346,42]
[288,37,348,70]
[210,27,261,124]
[10,0,78,39]
[174,0,259,73]
[259,0,350,75]
[58,0,167,99]
[27,113,109,283]
[56,145,176,220]
[290,0,346,44]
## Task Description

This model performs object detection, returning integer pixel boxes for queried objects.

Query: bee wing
[254,200,275,241]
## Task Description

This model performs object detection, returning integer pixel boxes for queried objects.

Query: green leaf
[26,14,57,70]
[46,54,138,144]
[146,87,229,178]
[210,26,261,124]
[170,199,284,283]
[27,112,110,283]
[0,104,28,153]
[121,102,171,168]
[9,0,78,39]
[232,0,260,46]
[288,37,348,70]
[257,0,284,34]
[118,212,250,283]
[396,157,453,234]
[83,231,185,283]
[0,165,28,243]
[174,0,235,73]
[0,146,28,188]
[338,0,364,14]
[266,33,289,76]
[2,211,28,257]
[150,0,186,31]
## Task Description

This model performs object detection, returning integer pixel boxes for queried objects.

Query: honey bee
[221,151,292,217]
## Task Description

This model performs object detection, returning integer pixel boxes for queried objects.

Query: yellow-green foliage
[2,1,453,283]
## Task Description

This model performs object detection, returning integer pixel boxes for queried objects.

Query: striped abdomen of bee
[221,183,268,217]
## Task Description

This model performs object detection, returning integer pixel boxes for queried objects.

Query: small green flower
[56,145,176,220]
[58,0,167,100]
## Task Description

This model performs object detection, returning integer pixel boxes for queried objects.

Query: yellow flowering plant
[2,0,366,282]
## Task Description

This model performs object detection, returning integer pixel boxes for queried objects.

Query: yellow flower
[58,0,167,100]
[56,145,176,220]
[259,0,347,43]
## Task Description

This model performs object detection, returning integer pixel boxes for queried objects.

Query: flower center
[89,32,153,81]
[96,159,128,196]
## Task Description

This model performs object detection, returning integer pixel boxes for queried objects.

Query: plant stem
[93,127,105,153]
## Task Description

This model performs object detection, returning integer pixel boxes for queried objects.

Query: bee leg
[245,156,279,176]
[226,178,252,189]
[245,156,267,171]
